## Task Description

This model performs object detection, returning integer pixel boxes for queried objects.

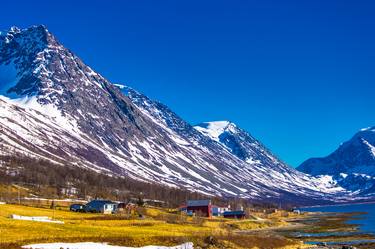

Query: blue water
[300,203,375,235]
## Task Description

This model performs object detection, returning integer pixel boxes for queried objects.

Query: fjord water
[301,203,375,235]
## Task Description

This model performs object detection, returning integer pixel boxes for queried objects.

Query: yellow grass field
[0,204,310,249]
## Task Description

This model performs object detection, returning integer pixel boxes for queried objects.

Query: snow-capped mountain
[0,25,346,203]
[194,121,282,166]
[298,127,375,194]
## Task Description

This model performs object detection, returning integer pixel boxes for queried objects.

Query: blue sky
[1,0,375,167]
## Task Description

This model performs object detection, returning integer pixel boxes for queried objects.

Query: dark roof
[223,210,245,216]
[187,200,211,207]
[87,200,116,206]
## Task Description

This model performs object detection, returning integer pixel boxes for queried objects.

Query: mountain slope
[298,127,375,194]
[0,25,345,203]
[122,86,346,201]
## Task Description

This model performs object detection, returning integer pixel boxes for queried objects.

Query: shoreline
[298,200,375,209]
[281,211,375,248]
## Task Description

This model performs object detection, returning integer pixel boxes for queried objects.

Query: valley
[0,202,315,249]
[1,23,375,249]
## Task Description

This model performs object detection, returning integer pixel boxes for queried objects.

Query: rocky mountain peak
[0,25,52,54]
[194,121,283,167]
[0,25,61,99]
[335,127,375,161]
[298,127,375,194]
[0,25,153,151]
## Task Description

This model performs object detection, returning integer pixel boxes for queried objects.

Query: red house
[186,200,212,217]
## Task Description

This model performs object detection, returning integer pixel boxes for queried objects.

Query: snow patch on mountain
[3,95,80,133]
[363,139,375,158]
[22,242,194,249]
[361,127,375,132]
[113,83,126,89]
[194,121,232,141]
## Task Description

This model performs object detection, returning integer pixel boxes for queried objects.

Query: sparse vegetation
[0,203,308,249]
[0,154,218,207]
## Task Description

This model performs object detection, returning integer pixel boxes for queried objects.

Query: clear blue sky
[1,0,375,167]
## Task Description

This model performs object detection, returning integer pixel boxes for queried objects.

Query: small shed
[187,200,212,217]
[223,210,246,219]
[212,205,230,217]
[70,203,85,212]
[85,200,117,214]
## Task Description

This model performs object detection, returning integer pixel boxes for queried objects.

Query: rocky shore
[281,212,375,249]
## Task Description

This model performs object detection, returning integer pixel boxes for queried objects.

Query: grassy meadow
[0,203,312,249]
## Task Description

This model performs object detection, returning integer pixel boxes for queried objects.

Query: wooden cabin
[186,200,212,217]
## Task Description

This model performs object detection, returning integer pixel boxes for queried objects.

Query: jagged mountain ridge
[298,127,375,194]
[194,121,283,167]
[0,25,345,203]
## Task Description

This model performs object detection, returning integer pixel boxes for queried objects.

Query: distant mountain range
[0,25,368,204]
[298,127,375,197]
